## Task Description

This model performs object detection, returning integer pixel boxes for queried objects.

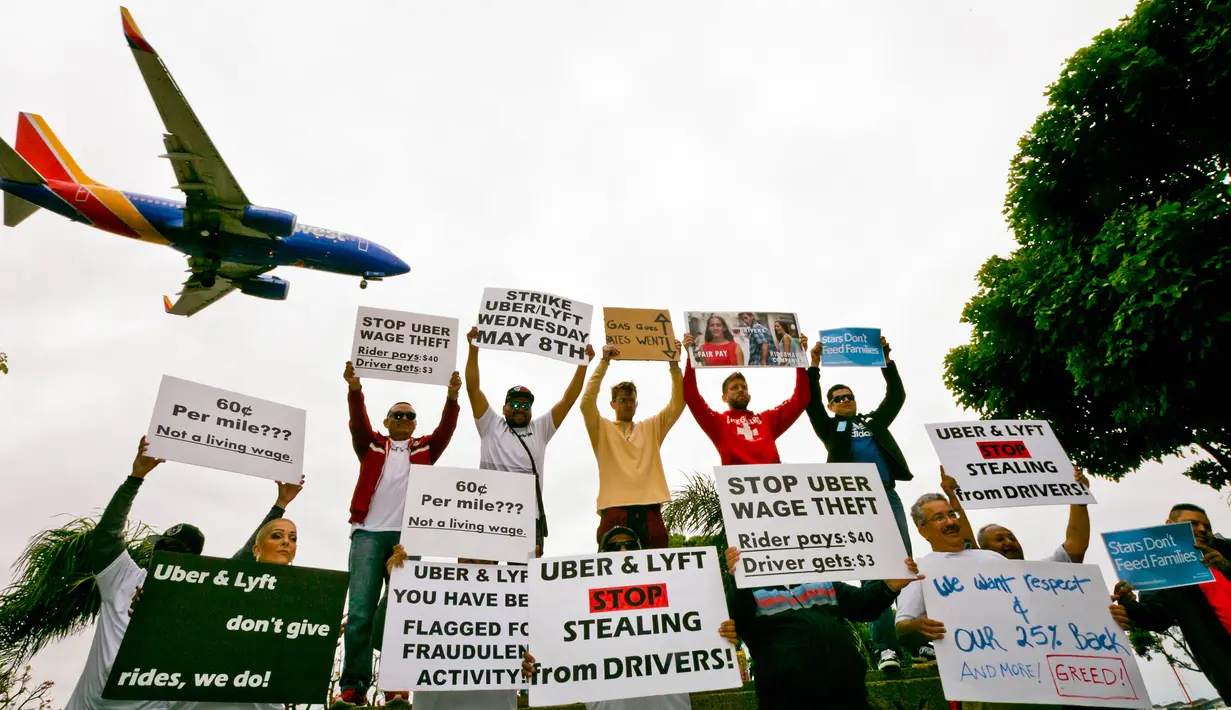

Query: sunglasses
[829,394,855,404]
[603,540,640,552]
[506,400,532,411]
[388,411,416,421]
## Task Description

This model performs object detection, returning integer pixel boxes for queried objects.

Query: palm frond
[663,471,726,540]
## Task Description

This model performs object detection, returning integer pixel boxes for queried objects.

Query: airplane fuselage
[0,177,408,279]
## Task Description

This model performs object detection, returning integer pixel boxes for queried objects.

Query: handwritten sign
[925,420,1095,510]
[1102,522,1214,592]
[603,307,677,361]
[401,466,536,563]
[715,463,911,587]
[474,288,593,365]
[919,556,1150,708]
[527,548,741,706]
[145,375,306,481]
[349,307,458,385]
[818,327,885,367]
[379,561,529,691]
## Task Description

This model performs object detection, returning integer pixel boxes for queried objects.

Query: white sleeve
[476,405,498,433]
[534,411,558,443]
[1040,544,1072,563]
[97,553,145,606]
[895,578,926,624]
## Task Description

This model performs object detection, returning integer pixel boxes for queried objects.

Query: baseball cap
[150,523,206,555]
[505,386,534,404]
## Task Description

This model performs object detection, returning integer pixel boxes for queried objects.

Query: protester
[1113,504,1231,700]
[580,342,683,549]
[726,546,923,708]
[339,361,462,705]
[67,437,300,710]
[804,336,922,672]
[465,326,594,556]
[737,312,775,366]
[967,467,1092,563]
[693,315,742,367]
[681,332,809,465]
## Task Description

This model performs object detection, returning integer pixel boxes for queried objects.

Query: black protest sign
[102,552,347,703]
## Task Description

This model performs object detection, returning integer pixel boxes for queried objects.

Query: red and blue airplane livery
[0,8,408,316]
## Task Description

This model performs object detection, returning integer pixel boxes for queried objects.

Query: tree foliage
[945,0,1231,487]
[1128,625,1200,673]
[662,472,730,576]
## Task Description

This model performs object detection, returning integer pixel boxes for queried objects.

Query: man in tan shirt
[581,340,684,549]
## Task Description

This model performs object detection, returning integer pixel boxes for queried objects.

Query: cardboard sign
[715,463,912,587]
[401,466,537,563]
[1102,522,1215,592]
[818,327,885,367]
[919,556,1150,708]
[475,288,593,365]
[379,561,529,691]
[683,311,806,368]
[145,375,306,481]
[603,308,677,361]
[103,553,347,702]
[924,420,1096,510]
[527,548,741,705]
[350,307,459,385]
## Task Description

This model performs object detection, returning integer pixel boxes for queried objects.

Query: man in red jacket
[339,360,461,705]
[681,333,810,465]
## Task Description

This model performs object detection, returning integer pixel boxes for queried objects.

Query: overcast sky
[1,1,1226,705]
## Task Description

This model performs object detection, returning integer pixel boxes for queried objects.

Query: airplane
[0,7,409,316]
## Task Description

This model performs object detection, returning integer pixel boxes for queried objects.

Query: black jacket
[1121,534,1231,701]
[804,362,913,484]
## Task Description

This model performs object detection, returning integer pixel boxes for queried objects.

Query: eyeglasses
[927,511,961,525]
[603,540,640,552]
[830,394,854,404]
[388,411,416,421]
[507,400,532,411]
[614,397,637,404]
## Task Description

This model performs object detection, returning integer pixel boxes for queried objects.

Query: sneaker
[876,649,901,673]
[913,645,937,665]
[332,687,367,707]
[383,694,411,708]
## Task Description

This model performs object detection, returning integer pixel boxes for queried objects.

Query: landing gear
[200,272,217,288]
[360,279,368,290]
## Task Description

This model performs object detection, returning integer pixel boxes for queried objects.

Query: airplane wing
[121,8,249,211]
[163,257,270,317]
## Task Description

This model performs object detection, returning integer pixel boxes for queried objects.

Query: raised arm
[426,372,462,463]
[804,342,834,441]
[87,437,164,574]
[681,334,721,440]
[344,361,376,458]
[1062,467,1091,563]
[232,479,302,560]
[870,337,905,425]
[551,344,595,428]
[464,326,491,419]
[765,336,811,437]
[1114,582,1176,632]
[941,466,977,550]
[580,350,612,449]
[650,341,686,438]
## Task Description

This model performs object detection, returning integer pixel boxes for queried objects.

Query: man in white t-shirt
[464,326,594,556]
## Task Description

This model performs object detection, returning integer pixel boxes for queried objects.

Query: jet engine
[237,275,290,301]
[241,205,298,238]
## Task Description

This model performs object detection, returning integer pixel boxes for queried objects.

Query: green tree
[0,352,8,375]
[945,0,1231,487]
[1128,625,1199,673]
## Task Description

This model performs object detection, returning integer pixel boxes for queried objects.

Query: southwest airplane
[0,8,409,316]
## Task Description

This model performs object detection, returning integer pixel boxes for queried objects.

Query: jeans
[341,529,408,691]
[866,485,918,655]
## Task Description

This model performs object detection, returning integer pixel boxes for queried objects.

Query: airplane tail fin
[14,113,98,186]
[0,132,45,227]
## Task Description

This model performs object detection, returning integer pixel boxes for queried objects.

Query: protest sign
[349,307,458,385]
[603,307,677,361]
[919,556,1150,708]
[818,327,885,367]
[103,552,347,702]
[715,463,912,588]
[402,466,536,563]
[474,288,593,366]
[1102,522,1214,592]
[683,311,805,367]
[925,420,1095,510]
[527,547,741,706]
[379,561,529,691]
[145,375,306,481]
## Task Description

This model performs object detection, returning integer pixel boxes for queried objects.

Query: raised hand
[880,336,892,361]
[940,466,959,497]
[725,546,741,571]
[448,371,462,395]
[467,326,480,345]
[682,332,695,349]
[1112,580,1137,604]
[1074,466,1091,490]
[672,339,682,362]
[343,361,361,390]
[276,476,305,508]
[810,341,822,368]
[585,344,595,362]
[602,344,619,361]
[886,557,925,592]
[128,585,143,617]
[132,436,165,479]
[1196,541,1230,573]
[799,335,808,353]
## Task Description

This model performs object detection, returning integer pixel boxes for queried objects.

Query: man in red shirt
[681,332,809,465]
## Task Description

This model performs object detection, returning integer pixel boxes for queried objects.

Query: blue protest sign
[1101,522,1215,592]
[818,328,885,367]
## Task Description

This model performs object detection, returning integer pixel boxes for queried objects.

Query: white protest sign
[925,420,1096,510]
[379,561,529,691]
[475,287,593,365]
[527,548,741,706]
[145,375,306,481]
[349,307,458,386]
[919,556,1150,708]
[715,463,912,588]
[402,466,536,563]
